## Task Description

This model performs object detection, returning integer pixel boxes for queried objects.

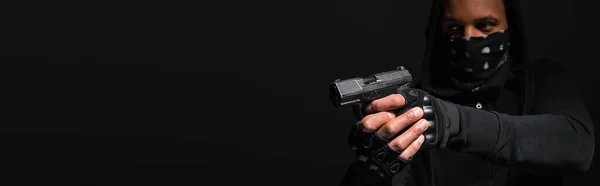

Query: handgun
[329,66,412,118]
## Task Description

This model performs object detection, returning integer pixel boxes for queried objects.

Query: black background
[2,0,599,185]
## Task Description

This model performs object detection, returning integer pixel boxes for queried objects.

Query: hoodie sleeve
[445,60,595,174]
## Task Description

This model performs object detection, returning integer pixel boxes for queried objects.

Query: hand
[343,91,432,185]
[360,94,429,160]
[343,88,458,185]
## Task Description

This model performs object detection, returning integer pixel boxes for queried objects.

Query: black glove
[340,120,410,186]
[342,88,460,185]
[393,88,460,149]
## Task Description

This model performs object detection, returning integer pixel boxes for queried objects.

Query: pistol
[329,66,412,117]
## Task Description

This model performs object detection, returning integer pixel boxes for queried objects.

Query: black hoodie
[341,0,595,185]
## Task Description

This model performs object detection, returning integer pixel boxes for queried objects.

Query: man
[339,0,595,185]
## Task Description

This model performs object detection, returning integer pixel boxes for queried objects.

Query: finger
[365,94,406,114]
[399,134,425,160]
[388,119,429,151]
[377,107,424,139]
[359,111,396,133]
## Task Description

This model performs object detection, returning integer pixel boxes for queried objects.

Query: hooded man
[339,0,595,185]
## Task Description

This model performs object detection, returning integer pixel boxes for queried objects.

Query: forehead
[444,0,505,17]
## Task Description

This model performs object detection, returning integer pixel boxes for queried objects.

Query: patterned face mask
[443,29,511,82]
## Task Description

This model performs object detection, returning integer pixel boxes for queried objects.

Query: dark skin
[359,0,509,160]
[442,0,509,37]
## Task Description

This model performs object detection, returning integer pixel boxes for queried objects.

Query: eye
[475,21,497,33]
[444,23,463,35]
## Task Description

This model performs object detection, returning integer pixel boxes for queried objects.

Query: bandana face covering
[443,29,511,83]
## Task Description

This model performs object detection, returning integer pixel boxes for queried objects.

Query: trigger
[353,103,367,120]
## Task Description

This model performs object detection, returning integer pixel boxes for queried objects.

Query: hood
[418,0,529,95]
